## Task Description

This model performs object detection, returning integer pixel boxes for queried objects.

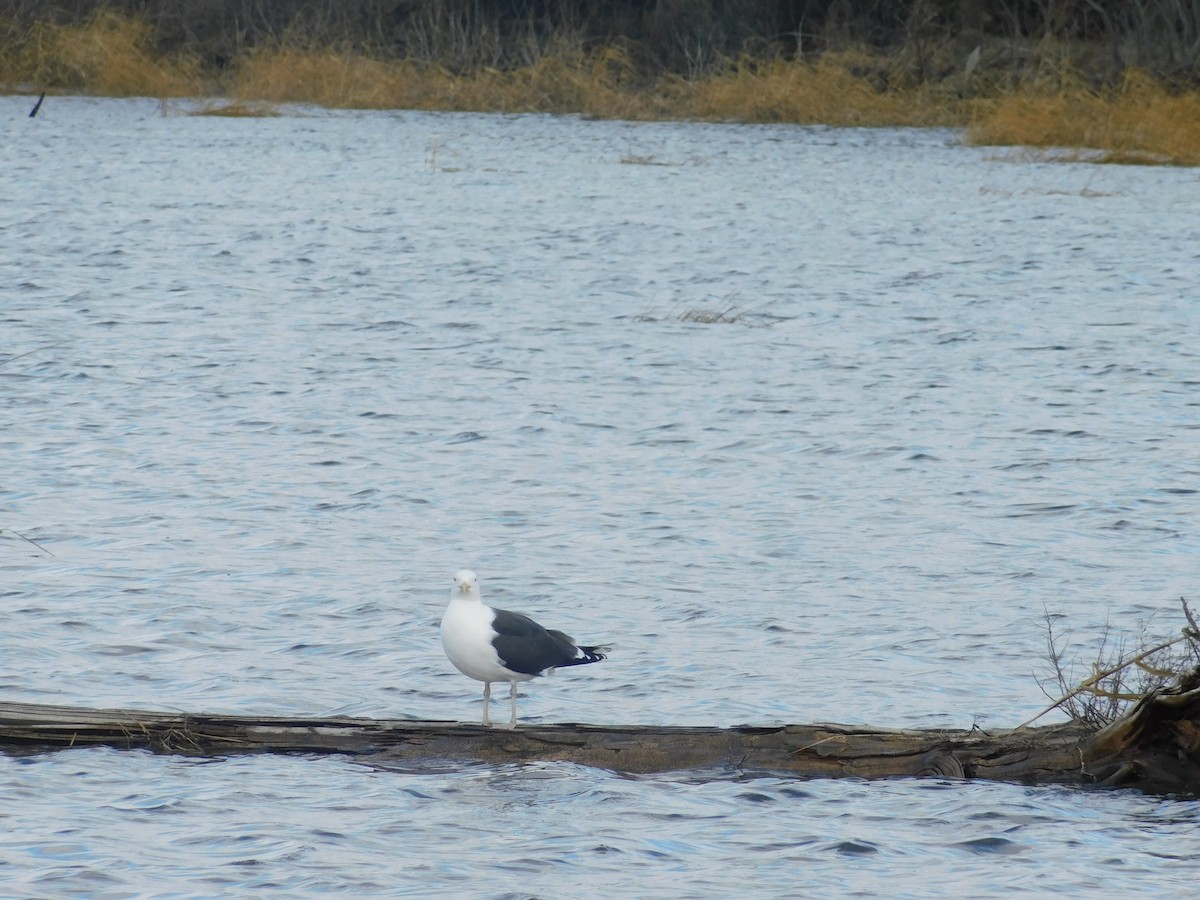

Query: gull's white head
[454,569,479,599]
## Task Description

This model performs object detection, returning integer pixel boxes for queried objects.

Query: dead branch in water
[1,669,1198,794]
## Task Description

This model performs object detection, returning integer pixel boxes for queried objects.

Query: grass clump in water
[636,302,784,328]
[187,99,281,117]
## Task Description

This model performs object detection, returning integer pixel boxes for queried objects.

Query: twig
[0,342,66,369]
[1083,688,1142,702]
[792,736,837,754]
[1181,597,1199,639]
[1019,633,1192,729]
[1135,658,1177,679]
[0,529,55,557]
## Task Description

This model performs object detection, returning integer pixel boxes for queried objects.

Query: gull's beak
[458,580,471,594]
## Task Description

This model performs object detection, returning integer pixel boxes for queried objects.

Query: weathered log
[1,672,1197,794]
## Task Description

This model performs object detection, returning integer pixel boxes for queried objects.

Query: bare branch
[1021,633,1192,729]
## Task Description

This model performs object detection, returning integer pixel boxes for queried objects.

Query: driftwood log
[1,672,1197,794]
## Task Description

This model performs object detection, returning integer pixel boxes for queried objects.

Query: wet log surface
[2,674,1197,794]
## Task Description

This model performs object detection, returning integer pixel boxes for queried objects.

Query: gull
[440,569,608,728]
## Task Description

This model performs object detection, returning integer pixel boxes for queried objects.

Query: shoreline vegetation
[3,1,1200,165]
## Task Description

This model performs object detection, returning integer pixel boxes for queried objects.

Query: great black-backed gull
[440,569,608,728]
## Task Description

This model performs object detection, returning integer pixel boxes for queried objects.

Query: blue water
[2,95,1199,896]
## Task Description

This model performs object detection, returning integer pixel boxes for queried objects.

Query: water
[2,96,1199,895]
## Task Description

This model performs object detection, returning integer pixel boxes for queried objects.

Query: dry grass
[968,69,1200,166]
[226,45,966,125]
[6,12,1200,166]
[227,44,647,117]
[677,52,963,127]
[6,10,206,97]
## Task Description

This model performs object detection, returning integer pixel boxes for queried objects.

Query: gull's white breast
[441,597,522,682]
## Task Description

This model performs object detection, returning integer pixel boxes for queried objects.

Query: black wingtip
[29,92,45,118]
[552,644,609,668]
[578,644,610,664]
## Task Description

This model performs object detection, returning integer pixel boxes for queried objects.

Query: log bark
[2,672,1197,794]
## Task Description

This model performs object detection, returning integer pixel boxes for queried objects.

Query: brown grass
[227,45,958,126]
[677,52,964,127]
[6,12,1200,166]
[8,10,206,97]
[229,45,652,118]
[968,69,1200,166]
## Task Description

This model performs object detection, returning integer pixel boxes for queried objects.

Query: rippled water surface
[2,96,1199,896]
